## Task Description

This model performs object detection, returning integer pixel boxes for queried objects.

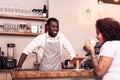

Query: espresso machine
[5,43,17,69]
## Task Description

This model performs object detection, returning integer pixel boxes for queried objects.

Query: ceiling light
[114,0,119,2]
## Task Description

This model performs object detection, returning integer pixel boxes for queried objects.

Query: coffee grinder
[6,43,17,69]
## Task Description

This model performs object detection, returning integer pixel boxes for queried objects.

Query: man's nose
[53,27,58,30]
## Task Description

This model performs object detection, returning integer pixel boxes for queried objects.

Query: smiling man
[17,18,76,70]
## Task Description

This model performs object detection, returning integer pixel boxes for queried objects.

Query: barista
[17,18,76,70]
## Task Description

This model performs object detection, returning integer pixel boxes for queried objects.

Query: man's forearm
[17,53,28,67]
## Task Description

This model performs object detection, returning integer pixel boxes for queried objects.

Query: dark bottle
[0,47,4,56]
[45,23,48,33]
[42,5,48,17]
[0,47,4,69]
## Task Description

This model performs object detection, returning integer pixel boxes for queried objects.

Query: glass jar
[7,43,15,59]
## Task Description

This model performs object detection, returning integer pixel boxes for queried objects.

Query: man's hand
[12,66,22,72]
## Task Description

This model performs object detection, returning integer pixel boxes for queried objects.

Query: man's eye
[51,25,58,28]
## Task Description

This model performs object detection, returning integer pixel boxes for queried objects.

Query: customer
[85,17,120,80]
[17,18,76,70]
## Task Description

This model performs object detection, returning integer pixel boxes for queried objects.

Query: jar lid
[7,43,15,47]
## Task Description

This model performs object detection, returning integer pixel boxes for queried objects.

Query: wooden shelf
[0,14,48,21]
[0,31,41,36]
[0,14,47,36]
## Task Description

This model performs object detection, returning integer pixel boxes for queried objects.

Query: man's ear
[45,24,48,33]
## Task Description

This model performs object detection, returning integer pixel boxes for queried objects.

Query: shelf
[0,14,48,21]
[0,14,47,36]
[0,31,41,36]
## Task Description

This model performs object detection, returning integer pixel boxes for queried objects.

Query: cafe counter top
[11,69,102,80]
[0,69,102,80]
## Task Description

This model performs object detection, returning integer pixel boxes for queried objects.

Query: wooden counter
[11,69,98,79]
[0,70,12,80]
[0,69,102,80]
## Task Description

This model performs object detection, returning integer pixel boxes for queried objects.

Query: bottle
[0,47,4,56]
[45,23,48,33]
[61,62,64,69]
[42,5,47,18]
[0,47,4,69]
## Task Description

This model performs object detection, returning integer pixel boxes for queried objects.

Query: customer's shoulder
[103,41,120,47]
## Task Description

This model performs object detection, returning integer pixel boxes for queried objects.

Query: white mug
[89,38,98,46]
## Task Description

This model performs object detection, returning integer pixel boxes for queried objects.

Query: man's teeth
[53,31,57,33]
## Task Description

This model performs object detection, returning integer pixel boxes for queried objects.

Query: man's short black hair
[46,18,59,25]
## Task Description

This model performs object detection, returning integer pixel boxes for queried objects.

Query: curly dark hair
[96,18,120,42]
